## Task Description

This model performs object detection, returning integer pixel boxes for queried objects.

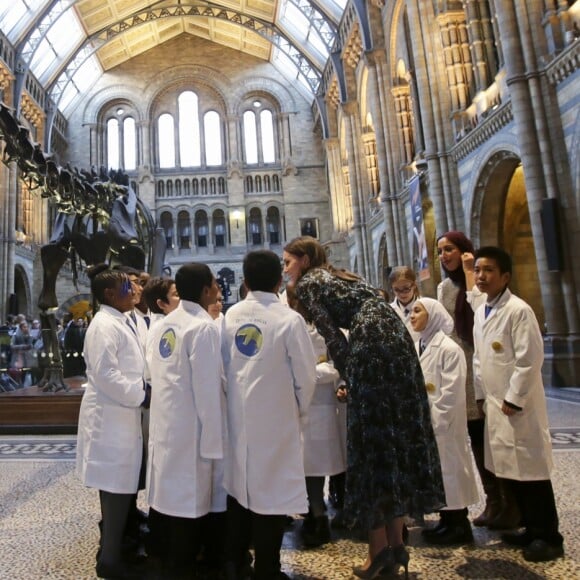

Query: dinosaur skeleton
[0,100,165,392]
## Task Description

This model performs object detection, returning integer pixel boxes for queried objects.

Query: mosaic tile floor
[0,395,579,579]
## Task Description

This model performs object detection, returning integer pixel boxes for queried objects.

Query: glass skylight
[0,0,46,41]
[29,6,84,83]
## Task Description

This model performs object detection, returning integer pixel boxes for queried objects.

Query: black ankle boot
[423,509,473,546]
[300,515,331,548]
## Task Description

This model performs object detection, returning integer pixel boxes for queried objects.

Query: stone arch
[470,149,545,328]
[229,77,297,114]
[13,265,32,318]
[83,85,147,124]
[144,65,231,118]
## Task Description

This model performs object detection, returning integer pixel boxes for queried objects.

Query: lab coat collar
[246,291,280,304]
[483,288,512,323]
[100,304,132,321]
[179,299,213,320]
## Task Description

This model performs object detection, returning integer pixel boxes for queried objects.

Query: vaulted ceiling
[1,0,345,113]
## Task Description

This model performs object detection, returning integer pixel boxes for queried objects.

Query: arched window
[260,110,275,163]
[201,178,207,195]
[157,181,165,198]
[184,179,191,196]
[179,91,201,167]
[175,180,182,197]
[195,210,209,247]
[213,209,226,247]
[267,207,281,245]
[123,117,136,170]
[255,175,262,192]
[158,113,176,168]
[192,179,199,195]
[218,177,226,194]
[243,111,258,164]
[272,174,280,191]
[160,211,173,249]
[107,118,119,170]
[245,176,253,193]
[177,211,191,249]
[204,111,222,166]
[167,180,173,197]
[242,100,277,165]
[249,208,262,245]
[264,175,271,192]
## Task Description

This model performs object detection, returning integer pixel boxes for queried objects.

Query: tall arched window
[123,117,136,170]
[260,110,275,163]
[242,100,277,165]
[204,111,222,166]
[195,210,209,247]
[243,111,258,164]
[213,209,226,247]
[266,206,281,245]
[158,113,176,168]
[179,91,201,167]
[107,118,119,170]
[160,211,174,249]
[249,208,262,245]
[177,210,191,249]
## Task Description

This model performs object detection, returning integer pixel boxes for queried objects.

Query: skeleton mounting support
[0,101,166,392]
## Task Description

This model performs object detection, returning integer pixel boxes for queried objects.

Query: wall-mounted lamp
[232,210,242,229]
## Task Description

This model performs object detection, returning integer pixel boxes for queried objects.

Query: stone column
[368,52,406,266]
[496,0,579,384]
[138,119,151,170]
[407,0,458,233]
[324,137,348,234]
[342,101,372,281]
[278,113,292,162]
[437,8,473,109]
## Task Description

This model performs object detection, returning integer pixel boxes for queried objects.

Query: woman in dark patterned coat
[283,237,445,579]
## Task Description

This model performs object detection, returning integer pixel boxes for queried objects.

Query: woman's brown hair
[284,236,360,282]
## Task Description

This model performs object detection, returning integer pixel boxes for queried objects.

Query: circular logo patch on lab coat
[159,328,176,358]
[235,324,263,356]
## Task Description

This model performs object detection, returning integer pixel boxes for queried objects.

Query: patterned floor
[0,392,579,579]
[1,426,579,461]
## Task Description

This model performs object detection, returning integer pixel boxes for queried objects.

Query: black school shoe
[523,539,564,562]
[501,530,533,547]
[95,561,145,579]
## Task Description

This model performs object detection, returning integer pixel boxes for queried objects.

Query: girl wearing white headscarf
[410,297,480,546]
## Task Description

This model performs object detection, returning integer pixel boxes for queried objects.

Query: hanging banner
[409,174,430,281]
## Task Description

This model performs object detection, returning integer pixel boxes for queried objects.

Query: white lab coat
[222,291,317,515]
[76,305,146,494]
[473,290,553,480]
[127,309,149,350]
[303,326,347,477]
[418,330,479,509]
[146,300,223,518]
[390,298,420,343]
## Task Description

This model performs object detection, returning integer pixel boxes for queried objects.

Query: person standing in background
[284,236,444,579]
[222,250,316,580]
[76,265,148,579]
[437,231,519,531]
[411,297,479,545]
[388,266,421,343]
[473,246,563,562]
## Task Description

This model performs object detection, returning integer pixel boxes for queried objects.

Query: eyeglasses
[392,285,414,294]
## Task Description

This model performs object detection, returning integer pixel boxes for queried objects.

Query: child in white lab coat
[410,297,479,546]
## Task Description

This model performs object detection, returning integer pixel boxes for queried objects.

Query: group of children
[389,242,563,563]
[76,240,564,580]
